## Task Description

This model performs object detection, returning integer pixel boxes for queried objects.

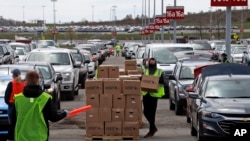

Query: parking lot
[49,56,196,141]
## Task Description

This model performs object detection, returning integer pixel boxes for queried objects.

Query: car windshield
[167,47,193,53]
[0,79,10,97]
[0,46,4,55]
[27,53,71,65]
[193,43,212,50]
[233,47,246,54]
[179,66,195,79]
[152,48,177,64]
[84,54,91,61]
[37,66,52,79]
[205,79,250,98]
[10,45,30,52]
[38,40,55,46]
[137,48,145,59]
[214,45,224,51]
[72,53,82,62]
[15,49,25,55]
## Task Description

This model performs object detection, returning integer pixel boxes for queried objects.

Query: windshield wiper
[205,96,222,98]
[230,96,250,98]
[51,63,61,65]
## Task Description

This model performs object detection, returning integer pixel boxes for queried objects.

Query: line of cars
[0,39,110,138]
[130,40,250,139]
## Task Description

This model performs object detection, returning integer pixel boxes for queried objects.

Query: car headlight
[201,111,223,118]
[62,72,72,81]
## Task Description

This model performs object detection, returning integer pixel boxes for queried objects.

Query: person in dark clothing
[10,71,69,141]
[142,58,165,138]
[220,53,230,63]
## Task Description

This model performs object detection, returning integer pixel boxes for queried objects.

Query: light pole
[173,0,177,43]
[240,6,243,39]
[133,5,136,26]
[144,0,147,42]
[42,6,45,24]
[142,0,144,42]
[209,7,213,40]
[160,0,164,43]
[148,0,150,42]
[153,0,156,42]
[112,6,117,26]
[51,0,57,42]
[22,6,25,23]
[92,6,94,24]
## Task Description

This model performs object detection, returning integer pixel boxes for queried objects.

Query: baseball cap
[11,69,21,76]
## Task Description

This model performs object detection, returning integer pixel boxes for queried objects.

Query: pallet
[85,135,140,140]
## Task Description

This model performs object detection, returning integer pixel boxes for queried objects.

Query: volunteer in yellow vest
[10,71,69,141]
[141,58,164,138]
[115,43,121,57]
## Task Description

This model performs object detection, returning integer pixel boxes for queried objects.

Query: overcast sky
[0,0,245,24]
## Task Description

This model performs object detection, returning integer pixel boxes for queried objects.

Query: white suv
[25,48,80,100]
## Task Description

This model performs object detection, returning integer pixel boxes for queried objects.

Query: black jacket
[4,82,13,105]
[10,85,67,140]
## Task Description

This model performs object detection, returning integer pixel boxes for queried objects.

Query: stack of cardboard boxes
[85,60,142,138]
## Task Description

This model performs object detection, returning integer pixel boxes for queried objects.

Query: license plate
[230,125,250,138]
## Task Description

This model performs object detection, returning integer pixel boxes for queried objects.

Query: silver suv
[25,48,81,100]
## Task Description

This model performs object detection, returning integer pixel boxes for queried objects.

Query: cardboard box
[127,70,140,75]
[126,95,142,111]
[85,79,103,95]
[100,94,112,108]
[128,75,142,80]
[112,108,124,121]
[124,60,137,72]
[122,122,139,136]
[119,76,139,93]
[113,94,125,108]
[104,121,122,136]
[137,67,143,74]
[123,80,141,95]
[97,66,109,78]
[119,69,126,75]
[141,75,159,92]
[109,66,119,78]
[125,109,139,121]
[86,122,104,136]
[86,108,99,122]
[99,108,112,122]
[103,79,121,95]
[86,94,99,108]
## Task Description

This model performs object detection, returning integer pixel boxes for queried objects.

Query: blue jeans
[7,104,14,140]
[8,105,14,124]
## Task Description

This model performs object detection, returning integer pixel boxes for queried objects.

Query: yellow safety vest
[141,69,165,98]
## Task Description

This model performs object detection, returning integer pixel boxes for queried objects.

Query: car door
[169,63,180,100]
[70,53,80,89]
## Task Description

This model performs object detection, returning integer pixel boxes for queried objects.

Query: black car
[16,61,63,109]
[168,58,214,115]
[70,49,89,89]
[188,63,250,140]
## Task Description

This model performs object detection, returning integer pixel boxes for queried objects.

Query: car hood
[0,98,7,110]
[205,98,250,114]
[232,54,243,57]
[157,64,176,72]
[52,65,73,72]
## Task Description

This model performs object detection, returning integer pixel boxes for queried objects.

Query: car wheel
[66,83,75,100]
[74,87,79,95]
[190,117,197,136]
[169,97,175,110]
[197,119,206,141]
[175,99,183,115]
[186,112,191,123]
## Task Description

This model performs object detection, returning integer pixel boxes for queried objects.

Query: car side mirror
[74,61,81,68]
[15,56,19,58]
[92,53,97,55]
[44,83,51,89]
[168,75,176,80]
[188,92,199,99]
[84,60,90,64]
[98,51,101,53]
[54,73,63,82]
[186,86,193,92]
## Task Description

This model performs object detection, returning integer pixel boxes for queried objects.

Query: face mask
[149,63,156,68]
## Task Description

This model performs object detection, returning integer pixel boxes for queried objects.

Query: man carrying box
[141,58,165,138]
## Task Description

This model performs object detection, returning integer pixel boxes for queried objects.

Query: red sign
[154,24,160,31]
[149,24,155,30]
[51,30,58,35]
[166,6,184,20]
[155,15,170,25]
[211,0,248,6]
[240,28,244,33]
